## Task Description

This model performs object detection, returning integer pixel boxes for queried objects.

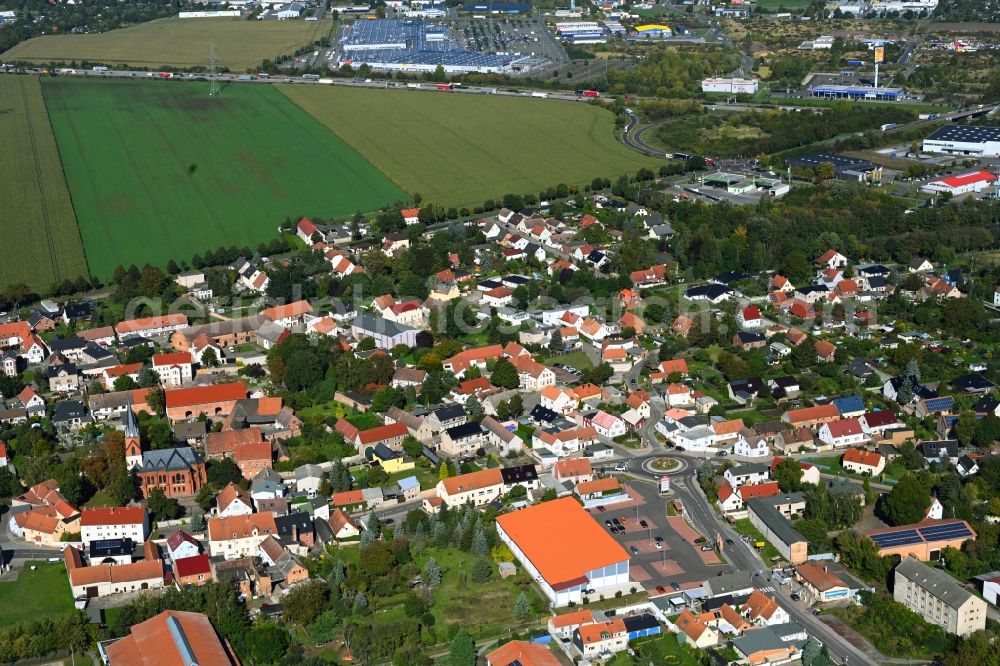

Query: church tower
[124,401,143,470]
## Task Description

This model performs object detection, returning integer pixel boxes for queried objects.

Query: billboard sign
[659,475,670,493]
[874,46,885,64]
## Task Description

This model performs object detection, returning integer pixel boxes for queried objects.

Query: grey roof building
[894,557,987,636]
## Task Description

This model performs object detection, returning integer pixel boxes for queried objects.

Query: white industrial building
[702,77,759,94]
[923,125,1000,158]
[921,170,998,196]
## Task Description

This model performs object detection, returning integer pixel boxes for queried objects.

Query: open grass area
[415,547,546,636]
[2,17,333,70]
[0,560,74,625]
[42,77,405,278]
[280,85,659,208]
[0,76,88,291]
[84,488,119,508]
[542,350,594,370]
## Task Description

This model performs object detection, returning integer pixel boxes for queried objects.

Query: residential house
[152,353,194,388]
[437,468,505,508]
[207,513,278,560]
[817,418,867,449]
[842,448,885,476]
[79,506,150,544]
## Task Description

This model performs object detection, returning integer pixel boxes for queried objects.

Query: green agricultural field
[281,85,659,208]
[42,77,405,277]
[0,76,88,291]
[2,17,333,71]
[756,0,811,8]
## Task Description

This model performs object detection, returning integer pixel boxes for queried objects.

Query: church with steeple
[123,404,207,499]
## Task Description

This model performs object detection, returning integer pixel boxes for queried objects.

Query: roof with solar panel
[865,519,976,554]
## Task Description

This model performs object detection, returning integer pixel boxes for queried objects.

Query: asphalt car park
[593,483,730,595]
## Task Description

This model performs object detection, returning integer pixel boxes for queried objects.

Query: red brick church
[124,406,207,498]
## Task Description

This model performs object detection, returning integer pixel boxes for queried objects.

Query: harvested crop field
[42,77,405,277]
[2,17,333,71]
[281,84,659,208]
[0,76,88,291]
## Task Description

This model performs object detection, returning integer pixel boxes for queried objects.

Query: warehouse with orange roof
[496,496,631,607]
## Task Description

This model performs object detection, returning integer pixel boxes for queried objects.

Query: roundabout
[637,455,688,477]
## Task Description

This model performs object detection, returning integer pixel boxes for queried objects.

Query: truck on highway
[531,91,548,98]
[481,87,497,94]
[237,74,253,81]
[880,123,897,131]
[92,66,108,72]
[576,89,599,97]
[406,82,422,89]
[302,73,320,81]
[157,72,173,78]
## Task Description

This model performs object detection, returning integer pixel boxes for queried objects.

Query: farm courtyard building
[495,496,631,607]
[338,19,523,73]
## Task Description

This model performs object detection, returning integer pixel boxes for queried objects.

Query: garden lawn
[3,17,333,70]
[0,76,87,290]
[280,85,659,208]
[41,77,405,278]
[0,561,74,625]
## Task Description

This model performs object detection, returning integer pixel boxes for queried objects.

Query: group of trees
[277,503,538,666]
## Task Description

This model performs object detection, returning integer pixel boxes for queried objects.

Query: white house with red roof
[79,506,150,543]
[842,448,885,476]
[402,207,421,225]
[771,275,794,293]
[0,441,8,467]
[152,352,194,388]
[717,481,781,516]
[818,417,867,448]
[815,249,848,270]
[737,305,762,330]
[296,218,320,244]
[166,529,203,561]
[921,170,997,196]
[17,385,45,415]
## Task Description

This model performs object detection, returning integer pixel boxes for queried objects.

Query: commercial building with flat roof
[923,124,1000,157]
[496,496,630,607]
[894,557,987,636]
[808,84,903,101]
[921,170,998,196]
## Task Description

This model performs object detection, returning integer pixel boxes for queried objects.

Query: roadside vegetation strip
[0,76,88,291]
[279,84,660,209]
[41,77,406,279]
[2,17,333,71]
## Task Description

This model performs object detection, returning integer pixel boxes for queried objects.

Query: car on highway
[700,545,713,551]
[670,582,680,591]
[596,505,606,512]
[655,536,663,543]
[654,541,663,549]
[639,520,648,528]
[604,520,612,528]
[630,546,640,555]
[675,446,686,452]
[812,609,821,616]
[614,463,627,472]
[726,538,734,545]
[655,585,667,594]
[716,451,728,457]
[790,593,801,601]
[620,517,629,525]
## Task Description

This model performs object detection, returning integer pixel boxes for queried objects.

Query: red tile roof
[165,382,247,409]
[79,506,146,527]
[843,448,882,467]
[174,554,212,579]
